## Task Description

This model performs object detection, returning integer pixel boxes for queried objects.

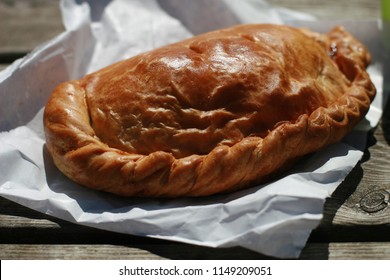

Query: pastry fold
[44,24,376,197]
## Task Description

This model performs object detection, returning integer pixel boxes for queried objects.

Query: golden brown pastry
[44,24,376,197]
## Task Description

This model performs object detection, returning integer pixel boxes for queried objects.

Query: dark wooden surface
[0,0,388,259]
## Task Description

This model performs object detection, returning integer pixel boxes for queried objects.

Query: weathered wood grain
[267,0,381,19]
[0,0,64,53]
[305,112,390,246]
[2,242,389,260]
[0,244,166,260]
[0,243,277,260]
[0,0,386,260]
[318,123,390,226]
[311,102,390,227]
[0,0,382,54]
[300,242,390,260]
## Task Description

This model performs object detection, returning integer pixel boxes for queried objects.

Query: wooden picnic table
[0,0,388,259]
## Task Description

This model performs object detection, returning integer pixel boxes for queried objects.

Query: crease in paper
[0,0,384,258]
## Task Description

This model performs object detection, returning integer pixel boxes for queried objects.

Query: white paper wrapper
[0,0,384,258]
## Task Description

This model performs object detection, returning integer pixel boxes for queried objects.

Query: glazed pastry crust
[44,24,376,197]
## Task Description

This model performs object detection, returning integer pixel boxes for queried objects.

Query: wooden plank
[300,242,390,260]
[2,242,390,260]
[0,0,387,260]
[305,115,390,244]
[0,0,381,55]
[0,244,166,260]
[0,214,59,228]
[267,0,381,19]
[0,0,64,53]
[314,117,390,227]
[0,243,275,260]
